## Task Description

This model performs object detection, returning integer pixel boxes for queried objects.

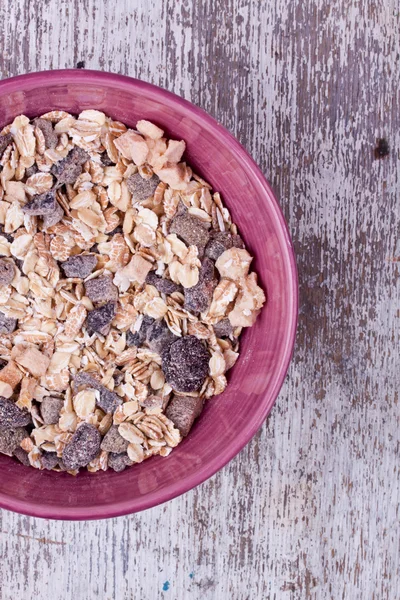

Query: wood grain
[0,0,399,598]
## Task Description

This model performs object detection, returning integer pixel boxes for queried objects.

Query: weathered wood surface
[0,1,399,598]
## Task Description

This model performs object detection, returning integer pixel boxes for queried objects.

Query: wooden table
[0,1,398,598]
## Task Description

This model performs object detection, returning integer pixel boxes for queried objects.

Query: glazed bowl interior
[0,70,297,520]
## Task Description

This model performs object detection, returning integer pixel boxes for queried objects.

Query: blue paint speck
[189,572,194,579]
[162,581,170,591]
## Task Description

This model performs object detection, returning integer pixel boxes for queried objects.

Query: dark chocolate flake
[51,147,90,185]
[184,257,217,314]
[108,452,133,472]
[41,451,59,470]
[146,271,181,295]
[84,275,118,303]
[165,394,204,437]
[169,212,210,255]
[86,301,117,336]
[0,398,31,429]
[126,172,160,202]
[62,422,101,470]
[42,200,64,229]
[0,133,13,158]
[33,118,58,149]
[40,397,64,425]
[0,259,15,286]
[13,445,30,466]
[61,254,97,279]
[100,425,129,453]
[213,318,234,338]
[146,319,177,354]
[22,190,57,216]
[161,335,209,393]
[0,427,28,457]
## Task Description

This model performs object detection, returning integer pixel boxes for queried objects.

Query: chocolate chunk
[0,428,27,456]
[108,452,133,472]
[146,319,176,354]
[97,387,123,414]
[61,254,97,279]
[0,398,31,429]
[213,318,234,338]
[22,190,57,216]
[86,301,117,336]
[0,311,17,334]
[33,118,58,149]
[41,451,59,470]
[25,164,39,178]
[161,336,209,393]
[73,372,122,414]
[42,199,64,229]
[146,271,181,295]
[0,259,15,286]
[40,397,64,425]
[205,231,245,260]
[139,394,163,409]
[100,425,129,453]
[0,133,12,158]
[84,275,118,303]
[13,445,30,466]
[51,146,90,185]
[62,423,101,470]
[169,212,210,254]
[113,369,124,386]
[184,258,217,314]
[126,172,160,202]
[100,151,114,166]
[126,316,155,348]
[165,394,204,437]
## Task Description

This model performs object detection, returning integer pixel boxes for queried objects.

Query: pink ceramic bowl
[0,70,297,520]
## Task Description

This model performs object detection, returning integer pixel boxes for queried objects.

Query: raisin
[165,394,204,437]
[126,172,160,202]
[100,425,129,453]
[62,423,101,470]
[61,254,97,279]
[84,275,118,303]
[0,398,31,428]
[161,336,209,393]
[0,259,15,286]
[0,427,28,456]
[86,301,117,336]
[146,271,181,295]
[184,257,217,314]
[40,397,64,425]
[22,190,58,216]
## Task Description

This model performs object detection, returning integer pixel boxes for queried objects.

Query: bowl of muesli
[0,70,297,519]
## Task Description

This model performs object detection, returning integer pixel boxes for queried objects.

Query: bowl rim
[0,69,298,520]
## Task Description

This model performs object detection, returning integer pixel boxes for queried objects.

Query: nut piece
[0,398,31,428]
[165,394,204,437]
[62,422,101,470]
[85,276,118,303]
[108,452,133,472]
[11,343,50,378]
[0,360,23,389]
[0,259,15,286]
[101,425,129,453]
[40,397,64,425]
[169,212,210,255]
[126,172,160,202]
[161,335,209,393]
[0,427,28,456]
[61,254,97,279]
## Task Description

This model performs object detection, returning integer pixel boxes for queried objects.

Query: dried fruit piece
[126,172,160,202]
[84,275,118,303]
[33,118,58,149]
[0,398,31,428]
[213,318,234,338]
[169,212,210,255]
[146,319,177,354]
[0,427,28,456]
[161,336,209,393]
[61,254,97,279]
[146,271,181,295]
[40,397,64,425]
[184,258,217,314]
[101,425,129,453]
[0,311,17,334]
[11,343,50,377]
[165,394,204,437]
[62,422,101,470]
[86,301,117,335]
[22,190,58,216]
[114,130,148,165]
[0,259,15,286]
[108,452,133,472]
